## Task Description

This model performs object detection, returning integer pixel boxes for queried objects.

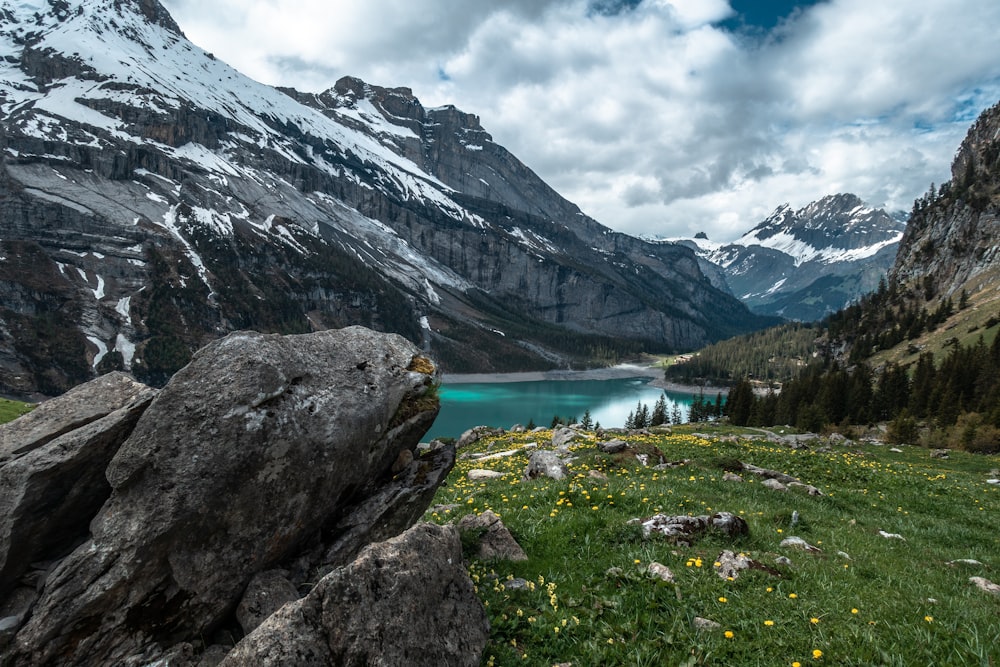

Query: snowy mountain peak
[739,193,905,265]
[671,193,908,321]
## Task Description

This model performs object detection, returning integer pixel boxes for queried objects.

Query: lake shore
[441,364,729,396]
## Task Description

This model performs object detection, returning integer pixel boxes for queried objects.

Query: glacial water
[424,377,706,441]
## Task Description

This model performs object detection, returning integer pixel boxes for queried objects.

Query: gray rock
[10,327,443,666]
[970,576,1000,597]
[467,469,506,481]
[723,472,743,482]
[638,512,748,543]
[761,478,788,492]
[236,571,300,635]
[523,451,570,481]
[0,372,155,598]
[457,510,528,562]
[788,481,823,496]
[779,536,821,553]
[598,438,628,454]
[457,426,504,449]
[692,617,721,631]
[220,523,489,667]
[647,562,675,583]
[551,427,580,449]
[931,449,950,459]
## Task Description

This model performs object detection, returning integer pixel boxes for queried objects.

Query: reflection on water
[425,377,706,441]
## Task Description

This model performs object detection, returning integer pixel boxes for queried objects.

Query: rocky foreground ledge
[0,326,488,666]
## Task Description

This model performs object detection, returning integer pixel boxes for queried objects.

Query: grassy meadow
[0,398,34,424]
[425,425,1000,666]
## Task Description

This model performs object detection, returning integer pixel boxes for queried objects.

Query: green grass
[0,398,34,424]
[425,425,1000,666]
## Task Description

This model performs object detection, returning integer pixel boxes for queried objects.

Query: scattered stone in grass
[510,424,525,433]
[523,451,570,481]
[647,562,675,582]
[457,510,528,562]
[791,510,800,526]
[468,448,522,462]
[878,530,906,540]
[635,454,650,466]
[762,478,788,492]
[467,469,506,481]
[653,459,690,470]
[605,566,624,578]
[588,469,608,482]
[986,479,1000,485]
[930,449,950,459]
[715,550,781,580]
[457,426,505,449]
[635,512,748,543]
[505,578,530,590]
[742,463,802,485]
[552,427,580,449]
[723,472,744,482]
[837,551,852,560]
[788,481,824,496]
[598,439,628,454]
[779,536,821,553]
[889,447,903,453]
[775,556,792,566]
[970,577,1000,596]
[693,617,721,631]
[947,559,984,567]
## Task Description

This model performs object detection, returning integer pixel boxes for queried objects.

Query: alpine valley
[669,193,907,321]
[0,0,780,396]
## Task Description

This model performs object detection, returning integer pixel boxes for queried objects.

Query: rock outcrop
[0,326,479,666]
[220,523,489,667]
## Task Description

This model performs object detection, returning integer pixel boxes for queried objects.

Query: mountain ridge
[670,193,906,321]
[0,0,774,396]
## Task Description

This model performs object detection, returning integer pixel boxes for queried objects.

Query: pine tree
[624,410,635,430]
[651,393,668,426]
[581,409,593,430]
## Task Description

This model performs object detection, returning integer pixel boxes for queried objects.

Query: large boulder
[220,523,489,667]
[0,372,156,599]
[7,327,445,666]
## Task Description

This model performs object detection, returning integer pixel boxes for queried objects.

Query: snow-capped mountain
[0,0,774,395]
[671,194,907,321]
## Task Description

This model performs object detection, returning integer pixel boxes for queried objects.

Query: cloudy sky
[158,0,1000,241]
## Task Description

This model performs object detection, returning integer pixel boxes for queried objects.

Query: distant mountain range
[668,194,907,321]
[0,0,775,396]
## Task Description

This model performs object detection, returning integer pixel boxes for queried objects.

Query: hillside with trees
[707,100,1000,453]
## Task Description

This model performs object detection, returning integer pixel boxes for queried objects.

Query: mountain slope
[0,0,774,395]
[672,194,906,321]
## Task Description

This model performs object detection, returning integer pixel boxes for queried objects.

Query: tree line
[724,331,1000,452]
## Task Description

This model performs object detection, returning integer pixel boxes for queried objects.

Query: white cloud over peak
[160,0,1000,241]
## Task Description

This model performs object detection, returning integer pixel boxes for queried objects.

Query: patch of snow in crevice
[115,296,132,325]
[424,279,441,305]
[87,335,108,368]
[114,333,135,369]
[419,315,430,330]
[92,274,105,300]
[155,204,212,291]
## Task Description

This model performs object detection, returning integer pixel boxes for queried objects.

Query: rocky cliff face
[0,0,773,396]
[674,194,906,321]
[890,102,1000,299]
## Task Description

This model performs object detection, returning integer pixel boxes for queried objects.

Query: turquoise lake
[424,377,706,441]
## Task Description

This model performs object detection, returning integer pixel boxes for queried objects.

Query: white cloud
[160,0,1000,241]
